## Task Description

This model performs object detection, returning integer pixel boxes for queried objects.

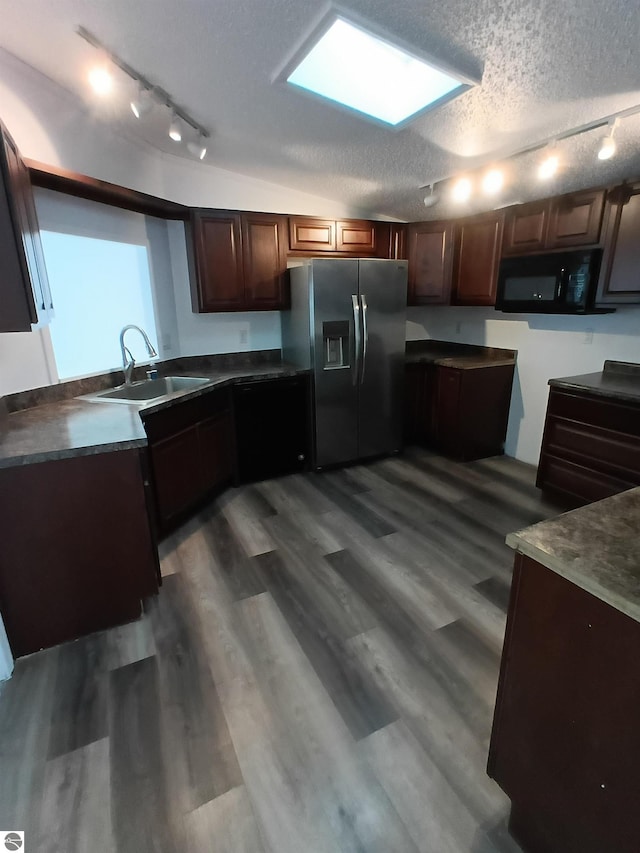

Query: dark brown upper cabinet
[289,216,336,252]
[288,215,389,256]
[407,220,454,305]
[502,189,605,256]
[0,120,44,332]
[597,182,640,305]
[502,199,550,255]
[190,209,288,312]
[452,211,504,306]
[241,212,288,309]
[546,188,605,249]
[335,219,377,254]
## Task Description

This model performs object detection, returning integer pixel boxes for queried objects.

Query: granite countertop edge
[506,488,640,624]
[0,364,308,470]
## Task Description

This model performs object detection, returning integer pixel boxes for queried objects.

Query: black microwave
[495,249,604,313]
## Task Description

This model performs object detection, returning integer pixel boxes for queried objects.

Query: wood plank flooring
[0,448,560,852]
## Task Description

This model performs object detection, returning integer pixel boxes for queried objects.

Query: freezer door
[311,259,360,467]
[357,259,408,459]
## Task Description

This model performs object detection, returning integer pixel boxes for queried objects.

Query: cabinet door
[433,367,462,454]
[190,210,244,311]
[336,219,376,254]
[289,216,335,252]
[241,212,288,309]
[502,200,549,255]
[375,223,406,260]
[199,411,234,493]
[149,424,202,523]
[407,220,454,305]
[546,189,604,249]
[597,184,640,304]
[452,211,504,305]
[0,122,38,332]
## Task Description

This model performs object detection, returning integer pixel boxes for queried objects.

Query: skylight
[286,16,473,127]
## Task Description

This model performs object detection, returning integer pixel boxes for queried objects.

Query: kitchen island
[488,487,640,853]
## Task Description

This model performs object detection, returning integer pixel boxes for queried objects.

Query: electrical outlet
[583,328,594,345]
[162,333,172,352]
[239,328,249,346]
[455,321,462,335]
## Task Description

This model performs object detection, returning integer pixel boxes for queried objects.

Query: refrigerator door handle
[360,294,368,384]
[351,294,361,386]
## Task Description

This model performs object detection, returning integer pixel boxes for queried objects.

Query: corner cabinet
[597,183,640,304]
[0,120,50,332]
[189,209,288,312]
[452,211,504,305]
[406,220,454,305]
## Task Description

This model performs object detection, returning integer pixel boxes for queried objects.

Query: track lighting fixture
[187,135,208,160]
[482,168,504,195]
[422,184,438,207]
[88,66,114,96]
[168,114,183,142]
[597,118,619,161]
[538,147,560,180]
[77,26,209,155]
[452,177,472,203]
[130,85,154,119]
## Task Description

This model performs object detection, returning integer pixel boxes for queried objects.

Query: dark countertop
[405,339,517,369]
[549,360,640,404]
[506,487,640,624]
[0,363,305,469]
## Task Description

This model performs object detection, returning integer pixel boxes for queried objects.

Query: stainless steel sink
[85,376,212,404]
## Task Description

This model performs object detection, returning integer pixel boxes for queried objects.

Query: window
[35,189,160,381]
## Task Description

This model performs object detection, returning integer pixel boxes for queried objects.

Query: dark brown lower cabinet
[488,553,640,853]
[404,362,515,460]
[0,449,159,657]
[143,388,234,532]
[403,363,437,445]
[537,387,640,506]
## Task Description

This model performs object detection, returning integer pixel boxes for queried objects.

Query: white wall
[408,305,640,465]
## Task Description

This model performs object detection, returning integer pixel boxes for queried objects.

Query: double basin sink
[83,375,213,405]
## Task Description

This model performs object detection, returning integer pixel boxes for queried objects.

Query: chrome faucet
[119,325,158,385]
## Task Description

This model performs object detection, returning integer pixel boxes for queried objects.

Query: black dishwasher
[233,375,310,483]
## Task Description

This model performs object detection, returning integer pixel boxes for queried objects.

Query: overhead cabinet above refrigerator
[283,258,407,469]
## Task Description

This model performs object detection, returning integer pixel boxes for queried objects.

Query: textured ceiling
[0,0,639,219]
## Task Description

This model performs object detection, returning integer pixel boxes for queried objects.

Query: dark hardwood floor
[0,448,560,852]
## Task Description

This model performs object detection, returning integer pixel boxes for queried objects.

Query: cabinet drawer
[142,388,229,442]
[543,416,640,477]
[547,389,640,436]
[537,453,636,504]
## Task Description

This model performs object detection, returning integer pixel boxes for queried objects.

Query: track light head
[187,135,208,160]
[168,114,182,142]
[130,86,153,119]
[598,118,619,161]
[422,184,438,207]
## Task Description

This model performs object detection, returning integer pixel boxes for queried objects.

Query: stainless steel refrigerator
[282,258,407,468]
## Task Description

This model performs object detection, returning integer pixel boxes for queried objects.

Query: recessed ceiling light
[284,14,476,127]
[88,66,113,96]
[452,177,472,202]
